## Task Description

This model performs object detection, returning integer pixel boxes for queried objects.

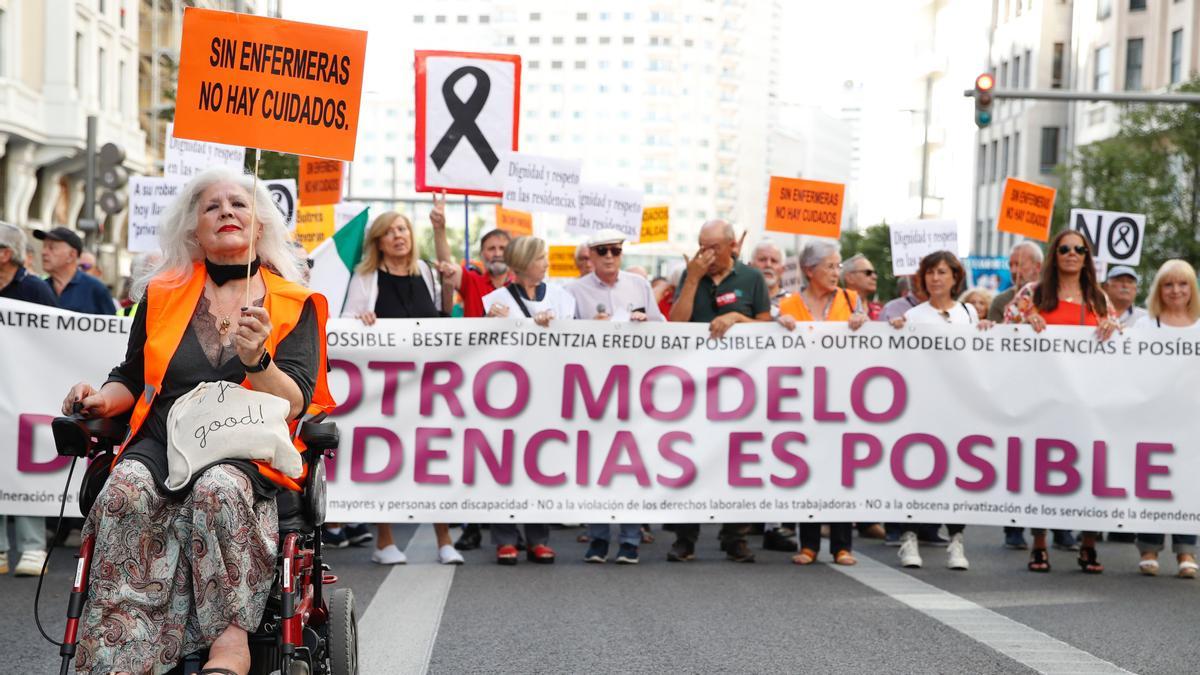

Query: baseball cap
[33,227,83,255]
[1106,265,1139,283]
[586,229,627,247]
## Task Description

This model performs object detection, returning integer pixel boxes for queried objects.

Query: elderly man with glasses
[841,253,882,320]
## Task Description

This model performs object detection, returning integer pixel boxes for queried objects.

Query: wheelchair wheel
[326,587,358,675]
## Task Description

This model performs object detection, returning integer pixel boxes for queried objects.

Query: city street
[5,524,1197,674]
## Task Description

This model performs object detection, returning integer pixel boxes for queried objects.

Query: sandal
[834,550,857,566]
[1027,548,1050,573]
[1077,546,1104,574]
[1138,557,1160,576]
[1178,557,1198,579]
[791,548,818,565]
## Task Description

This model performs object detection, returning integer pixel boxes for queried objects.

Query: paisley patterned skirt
[76,460,278,674]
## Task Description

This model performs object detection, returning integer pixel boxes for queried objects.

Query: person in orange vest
[61,167,333,675]
[777,239,868,567]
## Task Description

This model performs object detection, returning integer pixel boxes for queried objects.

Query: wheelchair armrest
[298,419,339,452]
[51,415,128,458]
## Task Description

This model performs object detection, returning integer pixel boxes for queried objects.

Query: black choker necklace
[205,258,260,286]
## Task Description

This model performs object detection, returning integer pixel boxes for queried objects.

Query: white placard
[1069,208,1145,266]
[781,255,801,293]
[888,219,959,276]
[416,53,520,195]
[566,183,644,242]
[265,179,297,230]
[163,123,246,178]
[501,152,582,215]
[127,176,186,252]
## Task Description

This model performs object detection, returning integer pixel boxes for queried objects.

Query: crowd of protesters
[4,209,1200,581]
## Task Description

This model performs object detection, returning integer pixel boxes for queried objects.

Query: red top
[459,264,508,318]
[1040,299,1099,326]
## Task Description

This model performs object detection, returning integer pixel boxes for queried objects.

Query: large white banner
[3,298,1199,533]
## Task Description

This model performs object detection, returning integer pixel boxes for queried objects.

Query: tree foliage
[243,150,298,180]
[1057,77,1200,282]
[840,222,898,300]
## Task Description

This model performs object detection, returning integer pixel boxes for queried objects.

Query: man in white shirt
[1103,265,1147,329]
[568,230,663,564]
[569,230,664,322]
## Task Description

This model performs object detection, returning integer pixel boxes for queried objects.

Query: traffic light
[97,142,128,217]
[974,73,995,129]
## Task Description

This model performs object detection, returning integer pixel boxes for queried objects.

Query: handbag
[164,381,299,491]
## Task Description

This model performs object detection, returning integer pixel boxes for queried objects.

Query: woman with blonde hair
[337,194,463,566]
[958,286,994,323]
[1131,260,1200,577]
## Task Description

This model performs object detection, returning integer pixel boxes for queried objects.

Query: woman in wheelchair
[60,167,333,675]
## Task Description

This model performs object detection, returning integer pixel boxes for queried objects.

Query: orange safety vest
[116,262,335,491]
[778,288,860,322]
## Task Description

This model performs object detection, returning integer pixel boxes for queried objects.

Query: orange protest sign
[996,177,1056,241]
[494,205,533,237]
[640,205,669,243]
[299,157,344,206]
[548,245,580,278]
[173,7,367,161]
[765,177,845,238]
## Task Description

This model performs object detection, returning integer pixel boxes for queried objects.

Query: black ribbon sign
[430,66,499,173]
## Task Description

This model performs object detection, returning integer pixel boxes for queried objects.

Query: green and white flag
[308,205,369,317]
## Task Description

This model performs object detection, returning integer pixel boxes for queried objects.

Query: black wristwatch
[244,349,272,373]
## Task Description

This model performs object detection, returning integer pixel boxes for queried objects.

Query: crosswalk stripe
[830,552,1134,675]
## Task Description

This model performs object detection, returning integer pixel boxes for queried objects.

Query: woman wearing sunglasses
[1131,260,1200,578]
[887,251,989,570]
[1005,229,1117,574]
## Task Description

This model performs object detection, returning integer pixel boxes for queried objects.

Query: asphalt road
[5,524,1198,674]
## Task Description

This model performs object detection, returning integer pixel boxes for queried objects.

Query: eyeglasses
[1058,244,1088,255]
[850,269,877,277]
[592,245,622,257]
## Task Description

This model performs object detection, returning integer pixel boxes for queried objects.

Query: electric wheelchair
[49,411,358,675]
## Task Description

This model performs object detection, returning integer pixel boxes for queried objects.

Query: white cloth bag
[165,381,300,491]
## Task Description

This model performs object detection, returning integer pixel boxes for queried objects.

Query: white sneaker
[946,533,969,570]
[371,544,407,565]
[438,544,464,565]
[14,549,47,577]
[898,531,922,568]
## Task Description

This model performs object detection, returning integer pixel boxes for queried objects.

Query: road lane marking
[357,525,455,675]
[830,552,1134,675]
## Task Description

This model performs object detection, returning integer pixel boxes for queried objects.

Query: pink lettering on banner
[890,433,948,490]
[420,361,465,416]
[576,430,591,486]
[1091,441,1127,498]
[1006,437,1023,493]
[640,365,695,421]
[850,367,906,422]
[956,435,996,491]
[473,361,530,418]
[841,432,883,486]
[813,367,846,421]
[1034,438,1081,495]
[1135,442,1173,500]
[18,414,66,473]
[727,432,764,487]
[524,429,568,486]
[368,360,415,416]
[770,432,809,488]
[656,431,696,487]
[598,431,650,487]
[707,368,755,421]
[350,427,403,482]
[766,366,804,422]
[328,359,362,416]
[414,427,452,484]
[561,364,630,420]
[463,428,514,485]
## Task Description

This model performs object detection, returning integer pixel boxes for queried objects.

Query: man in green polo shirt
[668,219,771,563]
